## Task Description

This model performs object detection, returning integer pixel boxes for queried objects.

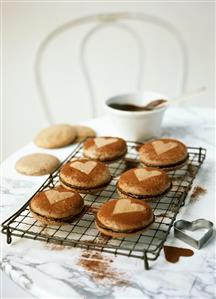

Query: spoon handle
[171,87,206,104]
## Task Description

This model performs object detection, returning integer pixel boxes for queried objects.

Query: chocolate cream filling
[30,206,84,223]
[117,183,172,199]
[83,149,127,162]
[59,176,111,191]
[96,215,154,233]
[142,155,189,169]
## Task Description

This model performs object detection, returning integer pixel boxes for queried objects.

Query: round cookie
[72,125,96,143]
[59,158,111,193]
[34,124,77,149]
[15,153,60,176]
[83,136,127,162]
[95,198,154,238]
[29,185,84,225]
[139,138,188,170]
[117,168,171,200]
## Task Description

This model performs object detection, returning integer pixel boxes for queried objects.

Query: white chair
[35,12,188,124]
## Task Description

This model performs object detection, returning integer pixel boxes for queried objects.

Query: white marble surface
[1,107,215,299]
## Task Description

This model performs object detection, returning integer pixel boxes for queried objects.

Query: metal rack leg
[144,251,149,270]
[198,147,202,163]
[6,228,12,244]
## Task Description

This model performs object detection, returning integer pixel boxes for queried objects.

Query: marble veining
[1,249,215,299]
[1,107,215,298]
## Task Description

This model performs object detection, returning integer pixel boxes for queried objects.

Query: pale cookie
[34,124,77,149]
[15,153,60,176]
[72,125,96,143]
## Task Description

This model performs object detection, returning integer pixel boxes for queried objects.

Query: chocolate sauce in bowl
[108,99,167,112]
[109,103,147,111]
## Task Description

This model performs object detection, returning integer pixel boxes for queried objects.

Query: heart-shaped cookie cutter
[174,219,214,249]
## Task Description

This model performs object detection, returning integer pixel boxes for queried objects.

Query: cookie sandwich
[29,186,84,225]
[95,198,154,238]
[139,138,188,170]
[117,168,171,200]
[83,136,127,162]
[59,159,111,193]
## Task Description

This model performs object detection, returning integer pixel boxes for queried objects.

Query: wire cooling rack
[1,141,206,269]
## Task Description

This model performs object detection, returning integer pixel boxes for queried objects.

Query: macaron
[95,198,154,238]
[34,124,77,149]
[139,138,188,170]
[72,125,96,143]
[117,168,172,200]
[83,136,127,161]
[15,153,60,176]
[29,186,84,225]
[59,159,111,193]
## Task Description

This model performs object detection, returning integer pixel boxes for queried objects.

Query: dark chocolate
[117,183,172,199]
[142,155,189,169]
[59,176,111,191]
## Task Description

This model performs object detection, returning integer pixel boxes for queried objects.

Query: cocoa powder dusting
[190,186,207,203]
[44,243,70,250]
[134,144,142,152]
[188,164,197,177]
[86,206,99,214]
[155,213,168,218]
[169,204,178,213]
[84,234,110,246]
[78,250,130,286]
[96,234,110,244]
[164,245,194,263]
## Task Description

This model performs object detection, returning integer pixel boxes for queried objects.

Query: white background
[2,2,215,160]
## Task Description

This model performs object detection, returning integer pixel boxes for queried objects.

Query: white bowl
[105,91,168,141]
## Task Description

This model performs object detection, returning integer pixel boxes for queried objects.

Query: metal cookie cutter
[174,219,214,249]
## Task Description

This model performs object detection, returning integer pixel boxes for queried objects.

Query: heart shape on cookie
[152,140,177,155]
[45,190,74,205]
[94,137,118,148]
[134,169,161,182]
[70,161,97,175]
[112,199,145,215]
